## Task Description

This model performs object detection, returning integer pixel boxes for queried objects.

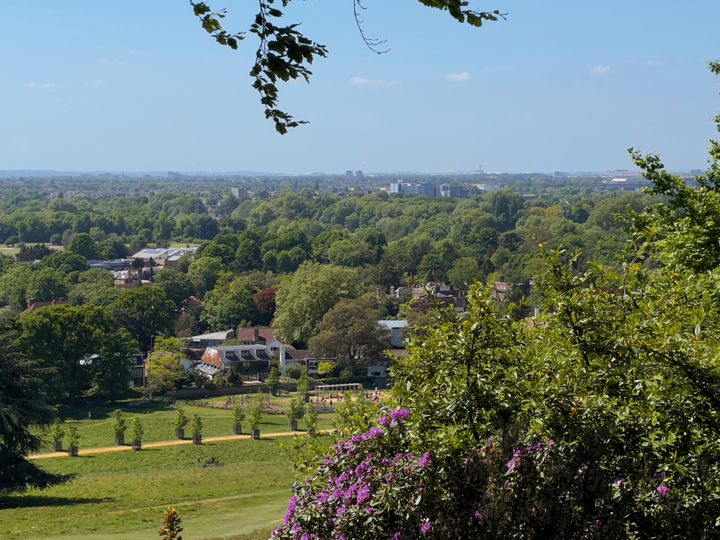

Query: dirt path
[29,430,326,460]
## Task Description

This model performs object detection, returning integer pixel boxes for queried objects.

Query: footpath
[29,430,321,460]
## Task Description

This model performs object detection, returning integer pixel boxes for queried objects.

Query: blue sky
[1,0,718,174]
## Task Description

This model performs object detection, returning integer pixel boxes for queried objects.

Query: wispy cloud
[348,77,399,88]
[89,80,105,88]
[444,71,471,82]
[590,65,612,76]
[646,59,661,67]
[26,82,61,90]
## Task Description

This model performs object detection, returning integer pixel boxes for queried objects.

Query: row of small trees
[50,391,319,457]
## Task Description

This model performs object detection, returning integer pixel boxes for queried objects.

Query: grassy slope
[1,439,301,540]
[46,395,333,451]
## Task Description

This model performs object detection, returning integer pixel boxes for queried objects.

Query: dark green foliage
[0,326,62,491]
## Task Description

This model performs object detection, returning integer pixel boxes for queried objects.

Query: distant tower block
[355,170,364,179]
[345,170,354,179]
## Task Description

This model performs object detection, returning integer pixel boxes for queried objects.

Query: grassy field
[1,438,301,539]
[0,242,64,256]
[45,394,334,452]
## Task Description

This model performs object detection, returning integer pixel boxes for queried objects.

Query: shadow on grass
[58,399,172,421]
[0,495,113,509]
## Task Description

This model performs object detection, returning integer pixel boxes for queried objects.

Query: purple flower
[317,491,329,505]
[533,442,544,452]
[357,485,372,505]
[337,506,347,516]
[474,509,485,522]
[547,439,556,447]
[656,484,670,497]
[337,533,347,540]
[386,473,395,484]
[419,452,432,468]
[593,519,603,527]
[390,408,411,422]
[379,416,390,427]
[652,471,667,481]
[301,534,310,540]
[365,426,384,439]
[485,436,494,448]
[420,520,433,534]
[391,533,402,540]
[612,476,626,488]
[506,456,520,472]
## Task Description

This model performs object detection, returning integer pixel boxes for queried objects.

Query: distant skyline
[1,1,719,173]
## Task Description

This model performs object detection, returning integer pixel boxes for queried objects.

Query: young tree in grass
[304,403,318,437]
[111,409,127,445]
[158,506,183,540]
[191,414,203,445]
[232,403,245,435]
[297,371,311,403]
[266,367,280,396]
[286,398,303,431]
[65,421,80,457]
[131,417,144,451]
[50,419,65,452]
[173,405,188,439]
[248,396,263,439]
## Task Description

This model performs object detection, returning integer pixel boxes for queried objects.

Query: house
[378,320,408,348]
[130,247,197,267]
[186,329,235,349]
[236,327,309,375]
[199,344,273,376]
[412,283,467,311]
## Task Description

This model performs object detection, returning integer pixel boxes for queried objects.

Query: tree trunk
[132,441,142,451]
[290,419,298,431]
[68,446,79,457]
[54,440,63,452]
[193,434,202,445]
[176,428,185,439]
[233,424,242,435]
[115,433,125,446]
[307,427,315,437]
[252,428,260,440]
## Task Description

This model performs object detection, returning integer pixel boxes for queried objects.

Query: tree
[158,506,183,540]
[191,414,203,444]
[155,269,194,308]
[0,327,61,491]
[131,417,144,450]
[187,256,224,297]
[304,402,318,436]
[273,262,363,345]
[248,395,264,437]
[67,232,100,259]
[111,286,175,352]
[266,367,280,396]
[297,371,311,402]
[50,419,65,452]
[65,421,80,456]
[111,409,127,445]
[190,1,504,133]
[147,340,188,398]
[173,405,189,439]
[446,256,483,289]
[200,280,259,331]
[232,403,245,434]
[286,398,303,430]
[308,299,390,370]
[18,304,138,399]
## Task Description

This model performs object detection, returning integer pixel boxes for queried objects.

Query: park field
[1,438,299,539]
[43,394,334,451]
[1,394,337,539]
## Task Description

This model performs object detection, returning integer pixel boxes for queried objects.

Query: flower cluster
[272,409,436,540]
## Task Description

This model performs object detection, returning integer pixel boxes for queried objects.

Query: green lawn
[1,439,302,539]
[45,395,334,451]
[0,243,64,256]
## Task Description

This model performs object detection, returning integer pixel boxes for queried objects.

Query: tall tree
[0,325,61,491]
[273,262,363,345]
